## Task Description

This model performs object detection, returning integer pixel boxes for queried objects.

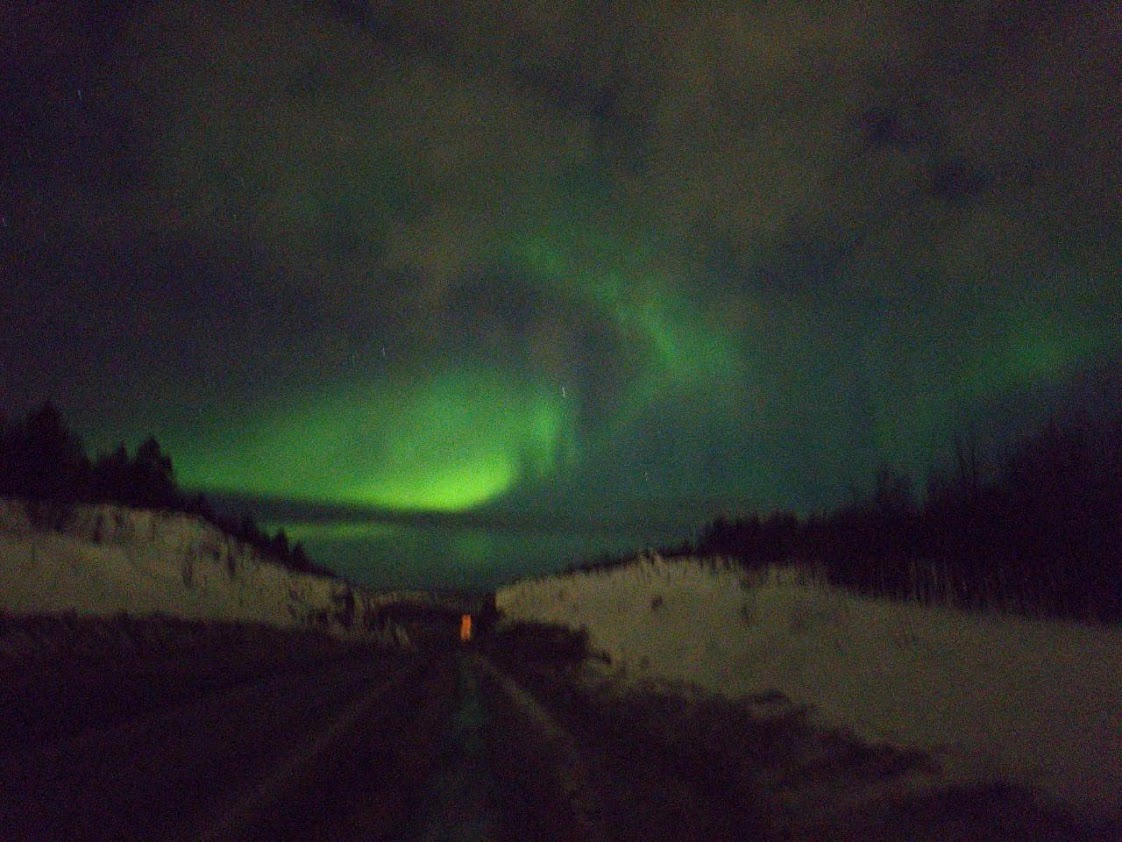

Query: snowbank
[496,556,1122,821]
[0,499,404,643]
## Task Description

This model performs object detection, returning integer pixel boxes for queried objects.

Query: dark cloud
[2,0,1120,588]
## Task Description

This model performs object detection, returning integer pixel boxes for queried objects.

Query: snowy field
[0,499,402,642]
[496,556,1122,823]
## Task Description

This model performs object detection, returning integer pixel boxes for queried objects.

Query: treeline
[693,411,1122,623]
[0,403,334,577]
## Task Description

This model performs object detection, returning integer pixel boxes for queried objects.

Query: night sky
[3,1,1120,589]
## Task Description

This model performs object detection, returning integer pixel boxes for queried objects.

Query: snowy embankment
[0,499,405,644]
[496,556,1122,821]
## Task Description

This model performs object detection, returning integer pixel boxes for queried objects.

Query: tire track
[0,652,438,841]
[196,658,429,841]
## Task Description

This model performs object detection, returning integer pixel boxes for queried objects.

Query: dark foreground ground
[0,615,1116,841]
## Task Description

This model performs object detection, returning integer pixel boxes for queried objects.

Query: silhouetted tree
[90,437,180,510]
[0,402,90,504]
[131,437,179,509]
[290,541,312,571]
[91,444,131,503]
[0,404,340,578]
[184,492,216,522]
[694,510,800,567]
[269,528,290,559]
[686,412,1122,622]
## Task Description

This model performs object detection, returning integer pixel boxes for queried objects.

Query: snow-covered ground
[0,499,404,643]
[496,555,1122,822]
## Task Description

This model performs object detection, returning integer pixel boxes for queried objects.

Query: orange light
[460,613,473,642]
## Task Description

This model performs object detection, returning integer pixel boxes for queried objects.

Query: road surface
[1,623,1117,841]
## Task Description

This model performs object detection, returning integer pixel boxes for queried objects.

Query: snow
[0,499,404,642]
[496,555,1122,822]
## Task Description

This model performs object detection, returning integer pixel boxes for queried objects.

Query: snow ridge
[497,554,1122,822]
[0,499,405,644]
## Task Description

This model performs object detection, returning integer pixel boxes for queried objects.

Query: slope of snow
[0,499,404,643]
[496,555,1122,821]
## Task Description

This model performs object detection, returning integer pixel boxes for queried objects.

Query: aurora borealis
[3,1,1120,588]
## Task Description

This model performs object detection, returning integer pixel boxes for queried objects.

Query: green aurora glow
[175,366,577,511]
[4,0,1121,588]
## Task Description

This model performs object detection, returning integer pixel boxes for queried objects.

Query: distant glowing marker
[460,614,473,643]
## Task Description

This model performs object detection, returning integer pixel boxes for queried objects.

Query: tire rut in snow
[478,654,606,842]
[409,652,503,841]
